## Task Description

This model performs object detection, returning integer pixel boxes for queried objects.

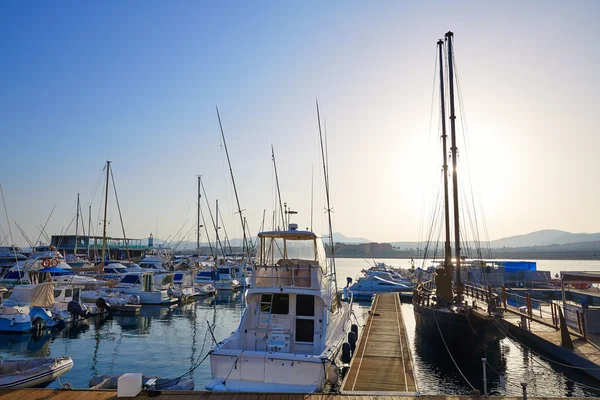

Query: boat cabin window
[65,288,72,298]
[174,273,183,281]
[261,293,289,315]
[296,295,315,317]
[120,274,141,284]
[197,271,211,278]
[105,268,115,274]
[54,289,62,298]
[258,237,317,265]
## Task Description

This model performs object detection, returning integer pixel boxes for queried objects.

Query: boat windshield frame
[256,231,324,267]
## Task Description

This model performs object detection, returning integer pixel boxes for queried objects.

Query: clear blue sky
[1,1,599,246]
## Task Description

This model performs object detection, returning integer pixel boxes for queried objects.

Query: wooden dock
[1,389,597,400]
[341,293,417,395]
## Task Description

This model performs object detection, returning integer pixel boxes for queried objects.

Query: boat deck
[0,389,594,400]
[341,293,417,394]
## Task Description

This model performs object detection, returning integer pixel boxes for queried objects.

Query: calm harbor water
[1,258,600,395]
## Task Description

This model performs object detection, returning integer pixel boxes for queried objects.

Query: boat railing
[252,262,315,289]
[499,285,588,340]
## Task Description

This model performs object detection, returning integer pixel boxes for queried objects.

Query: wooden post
[526,293,533,318]
[576,310,582,334]
[551,302,556,326]
[502,285,507,309]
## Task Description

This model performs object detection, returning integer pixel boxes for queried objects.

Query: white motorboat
[346,269,413,300]
[109,272,177,305]
[4,283,88,326]
[206,224,351,393]
[0,357,73,388]
[195,262,242,291]
[0,287,32,333]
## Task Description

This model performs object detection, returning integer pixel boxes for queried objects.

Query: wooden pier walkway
[341,293,417,394]
[1,389,596,400]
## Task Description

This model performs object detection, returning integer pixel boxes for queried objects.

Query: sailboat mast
[74,193,80,257]
[100,161,111,275]
[88,205,92,260]
[438,40,452,271]
[197,175,202,251]
[271,145,285,229]
[215,107,248,253]
[445,31,462,291]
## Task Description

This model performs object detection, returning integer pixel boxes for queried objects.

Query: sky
[1,1,599,246]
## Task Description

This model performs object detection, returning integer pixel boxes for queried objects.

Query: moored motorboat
[206,224,351,393]
[0,357,73,388]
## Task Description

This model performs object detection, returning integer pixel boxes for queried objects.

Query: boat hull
[413,302,501,345]
[0,357,73,388]
[0,317,32,333]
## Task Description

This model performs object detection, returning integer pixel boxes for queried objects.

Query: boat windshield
[258,237,317,265]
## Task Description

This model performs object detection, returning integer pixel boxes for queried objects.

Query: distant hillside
[328,232,370,244]
[490,230,600,248]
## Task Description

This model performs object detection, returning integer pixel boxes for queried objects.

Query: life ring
[51,259,59,267]
[42,259,51,268]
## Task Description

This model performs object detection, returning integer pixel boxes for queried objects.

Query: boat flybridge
[206,224,351,393]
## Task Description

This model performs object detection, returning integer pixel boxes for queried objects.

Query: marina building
[50,235,148,260]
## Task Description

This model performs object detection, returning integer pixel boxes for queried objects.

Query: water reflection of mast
[189,297,198,372]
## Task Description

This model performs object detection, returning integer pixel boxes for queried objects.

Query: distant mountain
[328,232,371,244]
[490,230,600,248]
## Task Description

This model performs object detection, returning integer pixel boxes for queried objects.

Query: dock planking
[341,293,417,394]
[0,389,596,400]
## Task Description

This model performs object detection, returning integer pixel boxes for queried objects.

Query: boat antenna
[445,31,463,299]
[215,106,249,254]
[271,144,285,229]
[438,39,452,274]
[100,160,111,276]
[315,100,338,297]
[197,175,202,251]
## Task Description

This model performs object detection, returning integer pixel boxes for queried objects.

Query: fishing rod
[33,205,56,246]
[14,222,33,248]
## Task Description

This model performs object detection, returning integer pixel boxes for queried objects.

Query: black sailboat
[412,32,501,346]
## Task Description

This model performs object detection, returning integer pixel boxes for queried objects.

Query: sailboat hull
[413,302,501,345]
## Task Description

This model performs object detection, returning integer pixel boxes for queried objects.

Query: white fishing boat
[0,357,73,388]
[206,224,351,393]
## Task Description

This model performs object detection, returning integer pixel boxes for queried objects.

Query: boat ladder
[257,294,273,328]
